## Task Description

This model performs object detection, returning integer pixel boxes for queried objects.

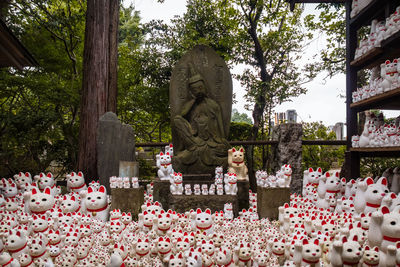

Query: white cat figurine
[228,147,248,181]
[83,185,109,222]
[157,152,174,181]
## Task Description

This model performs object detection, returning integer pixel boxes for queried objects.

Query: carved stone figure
[170,45,232,175]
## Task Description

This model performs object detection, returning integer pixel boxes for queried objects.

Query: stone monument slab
[257,187,290,220]
[111,188,144,220]
[97,112,135,191]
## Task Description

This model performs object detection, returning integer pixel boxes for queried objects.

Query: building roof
[0,19,38,70]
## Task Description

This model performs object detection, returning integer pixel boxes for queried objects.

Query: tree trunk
[78,0,119,182]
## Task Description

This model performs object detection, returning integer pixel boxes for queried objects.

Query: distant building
[274,109,297,125]
[286,109,297,123]
[330,122,345,140]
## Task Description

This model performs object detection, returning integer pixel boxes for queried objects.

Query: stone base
[257,187,290,220]
[169,194,238,216]
[111,188,144,220]
[237,180,249,211]
[183,174,212,180]
[153,178,249,213]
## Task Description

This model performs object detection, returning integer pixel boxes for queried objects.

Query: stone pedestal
[257,187,290,220]
[153,178,247,213]
[169,195,238,216]
[237,180,249,211]
[111,188,144,219]
[97,112,135,192]
[271,123,302,193]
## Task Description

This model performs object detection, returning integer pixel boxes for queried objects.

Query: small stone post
[271,123,303,193]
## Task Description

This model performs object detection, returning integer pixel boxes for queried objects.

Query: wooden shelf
[350,47,382,68]
[350,147,400,157]
[350,31,400,70]
[350,0,389,29]
[350,87,400,111]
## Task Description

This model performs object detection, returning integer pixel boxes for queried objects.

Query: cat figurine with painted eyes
[83,185,109,222]
[24,187,54,215]
[191,208,214,235]
[361,246,380,267]
[66,171,87,193]
[5,230,29,258]
[330,236,362,267]
[157,152,174,181]
[14,172,32,190]
[153,211,173,236]
[355,177,387,214]
[131,238,151,260]
[228,147,248,181]
[38,172,57,195]
[294,238,322,266]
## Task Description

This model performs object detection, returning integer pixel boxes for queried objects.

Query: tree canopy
[0,0,347,178]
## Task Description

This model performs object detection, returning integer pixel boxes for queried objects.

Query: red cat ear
[32,188,38,195]
[240,147,244,152]
[302,239,309,245]
[47,173,52,178]
[197,208,202,214]
[44,187,51,195]
[88,186,93,193]
[353,235,358,242]
[365,246,370,250]
[78,172,83,177]
[314,239,319,246]
[366,177,374,186]
[342,236,348,243]
[99,186,105,193]
[205,208,211,215]
[382,206,390,214]
[308,168,314,172]
[374,247,379,252]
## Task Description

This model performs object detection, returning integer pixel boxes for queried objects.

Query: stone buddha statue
[172,64,230,174]
[170,45,233,175]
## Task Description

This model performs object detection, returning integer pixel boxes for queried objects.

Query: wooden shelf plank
[349,147,400,157]
[350,31,400,70]
[351,147,400,152]
[350,87,400,111]
[350,47,383,68]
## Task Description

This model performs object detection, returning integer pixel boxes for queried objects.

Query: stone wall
[271,123,303,193]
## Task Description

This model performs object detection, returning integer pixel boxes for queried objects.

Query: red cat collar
[232,160,244,165]
[272,251,284,256]
[1,258,13,266]
[7,242,27,253]
[343,260,359,266]
[383,235,400,242]
[86,205,108,213]
[136,251,149,257]
[366,202,380,208]
[31,210,47,215]
[197,224,212,230]
[159,248,171,255]
[70,183,86,190]
[302,258,319,264]
[31,249,47,259]
[326,190,340,194]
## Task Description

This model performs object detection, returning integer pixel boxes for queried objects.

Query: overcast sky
[126,0,400,127]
